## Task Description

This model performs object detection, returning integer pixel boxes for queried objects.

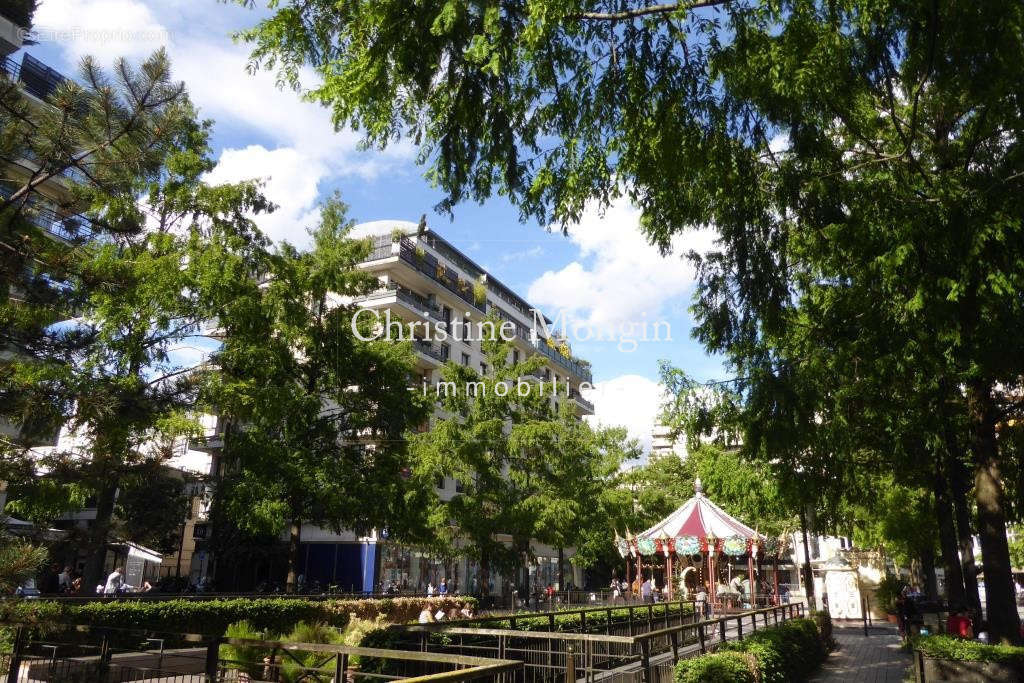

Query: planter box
[915,652,1024,682]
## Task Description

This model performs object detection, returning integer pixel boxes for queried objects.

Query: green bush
[0,596,476,636]
[473,602,690,632]
[677,618,828,683]
[220,620,266,678]
[675,652,754,683]
[912,635,1024,665]
[874,574,907,613]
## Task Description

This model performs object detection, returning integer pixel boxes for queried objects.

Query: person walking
[103,567,124,596]
[641,576,653,603]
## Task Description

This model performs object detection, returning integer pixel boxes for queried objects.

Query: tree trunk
[940,379,982,613]
[557,547,565,591]
[966,380,1022,644]
[799,506,815,605]
[81,481,118,595]
[933,461,967,607]
[479,553,491,604]
[948,447,983,613]
[920,546,939,601]
[285,519,302,594]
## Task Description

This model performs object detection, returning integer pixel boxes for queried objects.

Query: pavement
[810,625,911,683]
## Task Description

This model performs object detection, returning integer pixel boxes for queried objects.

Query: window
[480,362,488,375]
[440,343,450,361]
[455,479,465,493]
[461,353,470,366]
[512,349,520,364]
[441,305,452,323]
[436,476,446,490]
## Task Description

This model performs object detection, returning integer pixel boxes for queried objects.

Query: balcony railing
[413,339,444,362]
[0,186,95,242]
[358,281,441,317]
[534,338,593,382]
[570,388,595,412]
[2,53,67,101]
[393,239,487,313]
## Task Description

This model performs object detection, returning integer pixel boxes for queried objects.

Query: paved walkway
[810,625,910,683]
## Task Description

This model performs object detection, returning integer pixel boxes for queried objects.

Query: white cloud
[204,145,324,244]
[501,246,544,263]
[528,198,716,333]
[349,220,419,240]
[34,0,169,63]
[583,374,666,455]
[35,0,415,248]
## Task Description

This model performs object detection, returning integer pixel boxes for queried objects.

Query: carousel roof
[636,478,762,541]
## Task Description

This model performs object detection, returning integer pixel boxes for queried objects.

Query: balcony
[534,339,593,383]
[569,388,595,413]
[358,281,441,319]
[0,185,95,242]
[2,53,67,101]
[412,339,444,364]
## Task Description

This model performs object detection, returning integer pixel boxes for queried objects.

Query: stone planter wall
[915,652,1024,682]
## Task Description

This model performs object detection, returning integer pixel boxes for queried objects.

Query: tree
[2,53,274,593]
[1,51,193,440]
[238,0,1024,641]
[206,195,429,592]
[0,530,48,593]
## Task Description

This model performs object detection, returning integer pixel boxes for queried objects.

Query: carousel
[615,478,789,611]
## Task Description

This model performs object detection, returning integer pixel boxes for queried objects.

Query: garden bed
[912,635,1024,682]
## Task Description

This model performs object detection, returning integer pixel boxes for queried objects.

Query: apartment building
[215,224,597,594]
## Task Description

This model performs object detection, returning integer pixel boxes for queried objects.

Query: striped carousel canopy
[636,478,762,543]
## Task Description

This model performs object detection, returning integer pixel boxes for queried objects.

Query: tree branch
[577,1,729,21]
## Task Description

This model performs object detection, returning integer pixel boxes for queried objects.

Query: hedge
[472,602,691,632]
[0,596,476,636]
[912,634,1024,665]
[675,652,755,683]
[676,616,831,683]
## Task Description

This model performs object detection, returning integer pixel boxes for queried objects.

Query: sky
[22,0,729,453]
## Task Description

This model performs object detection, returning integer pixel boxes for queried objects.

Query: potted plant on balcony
[436,263,446,280]
[390,227,405,243]
[415,245,425,261]
[473,281,487,306]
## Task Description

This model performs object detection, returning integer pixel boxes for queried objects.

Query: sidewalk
[810,625,910,683]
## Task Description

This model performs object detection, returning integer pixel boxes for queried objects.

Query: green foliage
[0,596,475,635]
[471,602,690,632]
[231,0,1024,641]
[0,531,48,592]
[675,652,754,683]
[220,620,267,677]
[207,194,429,586]
[716,618,828,683]
[279,621,342,682]
[912,635,1024,665]
[874,575,908,613]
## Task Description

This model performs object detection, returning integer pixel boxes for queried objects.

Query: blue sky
[24,0,727,450]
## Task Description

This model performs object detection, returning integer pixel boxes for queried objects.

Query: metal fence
[385,602,806,683]
[0,622,523,683]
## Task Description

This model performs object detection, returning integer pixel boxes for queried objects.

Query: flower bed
[675,615,831,683]
[912,635,1024,682]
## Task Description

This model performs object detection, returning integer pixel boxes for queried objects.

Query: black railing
[0,185,95,242]
[2,53,67,101]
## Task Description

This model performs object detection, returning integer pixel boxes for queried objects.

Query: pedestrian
[696,584,710,618]
[427,582,435,597]
[439,578,448,595]
[58,566,73,594]
[103,567,124,596]
[418,607,434,624]
[611,578,621,604]
[641,576,652,603]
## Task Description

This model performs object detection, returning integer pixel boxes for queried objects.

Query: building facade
[255,224,596,595]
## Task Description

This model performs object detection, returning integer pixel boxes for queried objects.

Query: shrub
[0,596,476,636]
[874,574,907,613]
[678,618,828,683]
[912,634,1024,665]
[811,610,835,651]
[220,620,266,678]
[279,621,342,683]
[675,652,754,683]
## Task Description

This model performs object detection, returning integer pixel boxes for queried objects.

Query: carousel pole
[666,551,673,600]
[773,557,780,606]
[747,550,756,608]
